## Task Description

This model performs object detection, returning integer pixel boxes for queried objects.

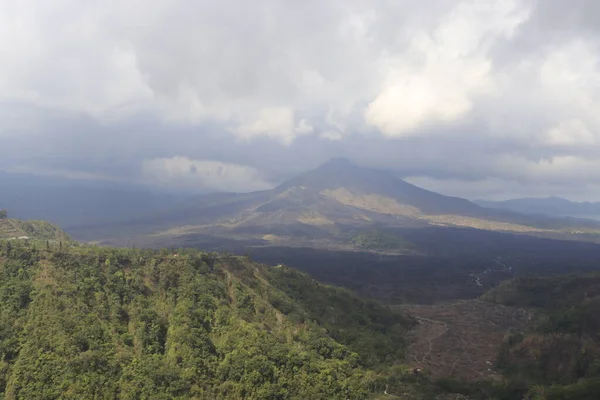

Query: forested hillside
[0,240,415,399]
[483,274,600,399]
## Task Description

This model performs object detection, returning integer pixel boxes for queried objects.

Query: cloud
[2,0,600,199]
[365,0,530,137]
[141,157,272,192]
[546,119,595,146]
[320,131,343,141]
[0,3,153,118]
[295,119,314,135]
[230,107,297,145]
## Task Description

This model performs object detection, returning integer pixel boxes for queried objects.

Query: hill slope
[482,274,600,399]
[0,216,70,241]
[0,240,415,399]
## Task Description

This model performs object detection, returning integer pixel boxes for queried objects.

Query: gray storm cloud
[1,0,600,198]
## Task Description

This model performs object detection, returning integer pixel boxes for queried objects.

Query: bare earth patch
[321,188,421,216]
[296,212,335,226]
[393,300,534,381]
[423,215,547,233]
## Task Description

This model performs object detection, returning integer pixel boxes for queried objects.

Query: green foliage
[0,210,7,219]
[264,264,414,366]
[483,273,600,310]
[435,377,530,400]
[0,240,413,399]
[484,273,600,399]
[540,377,600,400]
[350,230,416,252]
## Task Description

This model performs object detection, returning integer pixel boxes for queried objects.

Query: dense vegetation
[0,240,417,399]
[484,274,600,399]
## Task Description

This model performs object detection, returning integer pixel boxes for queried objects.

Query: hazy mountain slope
[69,190,274,240]
[63,159,600,246]
[0,240,414,399]
[0,171,184,230]
[277,158,481,216]
[214,159,569,231]
[476,197,600,220]
[274,160,600,231]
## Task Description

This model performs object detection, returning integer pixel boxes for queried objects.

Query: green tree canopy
[0,241,415,399]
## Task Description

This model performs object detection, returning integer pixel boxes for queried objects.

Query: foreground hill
[0,240,417,399]
[0,214,69,241]
[4,239,600,398]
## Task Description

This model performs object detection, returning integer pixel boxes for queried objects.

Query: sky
[1,0,600,200]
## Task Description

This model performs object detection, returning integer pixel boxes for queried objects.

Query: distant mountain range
[475,197,600,221]
[0,171,183,229]
[79,158,600,249]
[5,160,600,249]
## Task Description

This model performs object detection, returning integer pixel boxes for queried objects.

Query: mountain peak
[275,158,481,215]
[277,158,376,192]
[317,157,356,170]
[310,158,363,176]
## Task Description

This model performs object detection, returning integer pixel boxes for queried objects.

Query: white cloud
[487,37,600,143]
[2,0,600,197]
[295,118,314,135]
[230,107,296,144]
[141,157,272,192]
[8,0,525,142]
[0,2,153,118]
[546,119,595,146]
[320,131,343,141]
[539,40,600,112]
[365,0,530,137]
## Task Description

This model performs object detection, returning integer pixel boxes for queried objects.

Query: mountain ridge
[72,159,600,248]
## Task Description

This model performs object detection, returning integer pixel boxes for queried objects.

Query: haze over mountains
[476,197,600,221]
[5,159,600,250]
[6,161,600,398]
[5,0,600,397]
[0,171,183,229]
[43,158,597,249]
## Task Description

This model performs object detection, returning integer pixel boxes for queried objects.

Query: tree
[0,209,7,219]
